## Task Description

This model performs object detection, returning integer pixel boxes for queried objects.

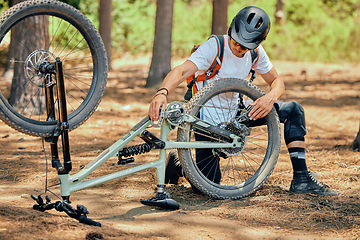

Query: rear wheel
[0,0,107,136]
[177,78,281,199]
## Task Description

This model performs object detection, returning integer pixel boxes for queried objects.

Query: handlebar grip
[78,215,101,227]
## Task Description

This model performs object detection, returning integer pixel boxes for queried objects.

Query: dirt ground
[0,58,359,240]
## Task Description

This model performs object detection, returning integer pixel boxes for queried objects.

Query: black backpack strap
[250,48,258,64]
[249,48,258,83]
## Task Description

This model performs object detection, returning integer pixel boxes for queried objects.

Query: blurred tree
[275,0,285,25]
[351,124,360,152]
[350,2,360,152]
[146,0,174,88]
[99,0,112,70]
[7,0,48,113]
[212,0,228,35]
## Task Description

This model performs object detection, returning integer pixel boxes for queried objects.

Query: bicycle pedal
[140,192,180,210]
[140,198,180,210]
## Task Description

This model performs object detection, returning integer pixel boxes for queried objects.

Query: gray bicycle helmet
[228,6,270,50]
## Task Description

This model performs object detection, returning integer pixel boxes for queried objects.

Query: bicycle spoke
[177,78,281,200]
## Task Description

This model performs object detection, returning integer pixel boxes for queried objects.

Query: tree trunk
[275,0,286,25]
[7,0,49,114]
[4,0,21,77]
[145,0,174,88]
[99,0,112,70]
[211,0,228,35]
[351,123,360,152]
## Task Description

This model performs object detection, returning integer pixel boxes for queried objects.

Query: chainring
[165,101,186,126]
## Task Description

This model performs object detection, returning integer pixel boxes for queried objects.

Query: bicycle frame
[58,115,240,197]
[49,60,242,200]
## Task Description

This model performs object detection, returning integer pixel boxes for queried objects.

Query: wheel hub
[217,119,250,157]
[24,50,56,87]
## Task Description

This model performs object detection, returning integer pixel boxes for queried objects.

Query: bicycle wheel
[177,78,281,199]
[0,0,107,137]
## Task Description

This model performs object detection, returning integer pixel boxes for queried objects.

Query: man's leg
[287,140,307,172]
[277,101,337,196]
[194,132,221,184]
[165,131,221,188]
[165,150,183,185]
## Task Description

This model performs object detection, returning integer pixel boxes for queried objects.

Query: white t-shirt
[187,35,273,124]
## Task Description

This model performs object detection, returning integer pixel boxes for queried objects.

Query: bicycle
[0,0,281,226]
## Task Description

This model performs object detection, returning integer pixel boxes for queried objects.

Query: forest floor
[0,58,359,240]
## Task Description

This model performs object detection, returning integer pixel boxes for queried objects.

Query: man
[149,6,336,196]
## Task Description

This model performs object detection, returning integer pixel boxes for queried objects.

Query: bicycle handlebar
[78,215,101,227]
[31,195,101,227]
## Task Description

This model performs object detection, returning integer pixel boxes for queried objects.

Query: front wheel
[0,0,107,137]
[177,78,281,199]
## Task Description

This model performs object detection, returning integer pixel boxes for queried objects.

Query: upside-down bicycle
[0,0,281,226]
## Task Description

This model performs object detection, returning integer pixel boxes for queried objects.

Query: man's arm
[248,67,285,120]
[149,60,198,121]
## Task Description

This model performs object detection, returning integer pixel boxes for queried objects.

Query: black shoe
[165,150,183,185]
[289,170,337,196]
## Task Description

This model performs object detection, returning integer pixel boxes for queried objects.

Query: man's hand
[250,67,285,121]
[148,60,198,121]
[248,93,276,120]
[149,94,167,121]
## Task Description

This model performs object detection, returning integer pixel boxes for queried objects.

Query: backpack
[184,35,259,100]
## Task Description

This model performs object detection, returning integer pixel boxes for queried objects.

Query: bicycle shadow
[101,184,224,221]
[105,184,289,222]
[103,205,173,221]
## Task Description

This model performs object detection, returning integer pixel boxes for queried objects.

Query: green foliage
[233,0,360,63]
[80,0,156,55]
[79,0,99,29]
[84,0,358,63]
[0,0,358,62]
[49,17,88,50]
[264,0,360,62]
[111,0,156,55]
[60,0,80,9]
[172,0,212,56]
[0,0,9,14]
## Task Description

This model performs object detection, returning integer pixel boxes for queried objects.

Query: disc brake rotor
[24,50,56,87]
[217,120,250,157]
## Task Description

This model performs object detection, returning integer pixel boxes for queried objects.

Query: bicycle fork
[31,58,103,226]
[44,58,72,176]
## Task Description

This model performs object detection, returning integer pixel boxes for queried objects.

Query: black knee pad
[278,101,307,145]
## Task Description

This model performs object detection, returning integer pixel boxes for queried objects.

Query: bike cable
[40,137,62,201]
